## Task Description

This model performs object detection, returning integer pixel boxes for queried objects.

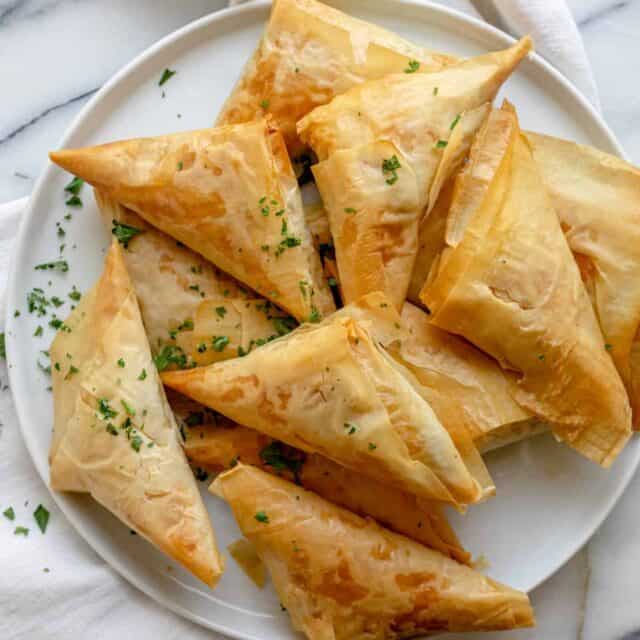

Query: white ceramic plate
[5,1,640,637]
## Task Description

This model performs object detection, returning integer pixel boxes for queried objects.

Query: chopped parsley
[130,435,143,452]
[215,306,227,318]
[254,511,270,523]
[14,526,29,536]
[260,99,270,110]
[260,441,305,477]
[3,506,15,521]
[404,59,420,73]
[112,220,143,248]
[177,318,193,332]
[368,442,377,450]
[49,317,71,332]
[117,358,126,368]
[382,155,401,185]
[154,344,187,371]
[434,139,448,149]
[450,113,461,130]
[344,207,357,214]
[121,399,136,416]
[433,86,439,96]
[64,176,84,195]
[34,260,69,273]
[538,354,545,361]
[0,333,5,359]
[344,422,357,435]
[211,336,229,352]
[64,365,79,380]
[34,326,43,337]
[27,287,50,316]
[97,398,118,420]
[68,286,82,302]
[158,68,176,86]
[138,369,147,381]
[65,195,82,208]
[605,343,613,351]
[106,423,118,436]
[177,161,183,171]
[272,316,297,336]
[309,307,321,323]
[33,504,50,533]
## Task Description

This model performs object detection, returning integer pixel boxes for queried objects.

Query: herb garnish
[309,307,321,323]
[3,506,15,521]
[254,511,270,523]
[0,333,5,359]
[64,176,84,195]
[344,207,356,214]
[212,336,230,352]
[450,113,461,130]
[33,504,50,533]
[260,441,305,477]
[382,155,401,185]
[434,139,448,149]
[117,358,126,368]
[215,306,227,318]
[368,442,377,450]
[433,86,439,96]
[121,399,136,416]
[65,195,82,208]
[64,365,79,380]
[130,435,143,453]
[260,99,270,110]
[34,260,69,273]
[158,68,176,86]
[404,60,420,73]
[154,344,188,371]
[138,369,147,381]
[14,527,29,536]
[272,316,297,336]
[68,287,82,302]
[112,220,143,248]
[344,422,357,435]
[97,398,118,420]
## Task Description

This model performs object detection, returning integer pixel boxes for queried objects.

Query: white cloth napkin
[0,2,599,639]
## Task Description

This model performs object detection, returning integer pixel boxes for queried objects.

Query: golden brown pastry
[95,190,296,367]
[297,38,532,308]
[393,303,546,453]
[178,406,469,563]
[217,0,457,156]
[48,241,223,586]
[49,120,334,322]
[162,294,493,507]
[212,465,535,638]
[421,104,632,467]
[528,132,640,429]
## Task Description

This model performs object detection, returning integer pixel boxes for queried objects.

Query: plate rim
[5,0,637,636]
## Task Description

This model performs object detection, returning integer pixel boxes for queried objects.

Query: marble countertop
[1,1,640,639]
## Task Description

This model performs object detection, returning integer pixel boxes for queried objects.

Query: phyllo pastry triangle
[48,241,223,586]
[95,190,297,368]
[212,464,535,638]
[217,0,457,156]
[421,104,632,467]
[174,395,468,563]
[162,294,493,507]
[297,38,532,307]
[49,120,334,323]
[528,133,640,429]
[394,303,545,453]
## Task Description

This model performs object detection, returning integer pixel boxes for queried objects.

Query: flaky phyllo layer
[50,120,334,323]
[297,38,531,308]
[163,294,493,507]
[49,242,223,586]
[213,465,535,639]
[421,104,632,467]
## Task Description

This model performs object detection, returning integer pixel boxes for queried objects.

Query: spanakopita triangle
[95,190,298,367]
[49,120,334,323]
[421,104,632,467]
[297,37,532,308]
[212,465,535,639]
[528,132,640,429]
[217,0,457,156]
[49,241,223,586]
[162,294,493,507]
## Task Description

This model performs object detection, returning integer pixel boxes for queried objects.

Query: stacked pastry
[47,0,640,637]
